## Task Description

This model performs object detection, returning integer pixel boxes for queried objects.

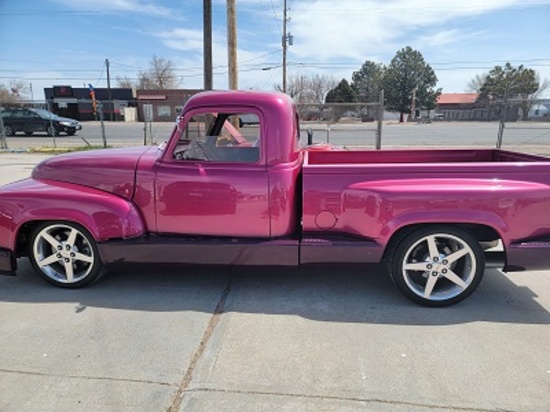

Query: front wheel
[29,222,104,288]
[4,125,15,136]
[388,226,485,307]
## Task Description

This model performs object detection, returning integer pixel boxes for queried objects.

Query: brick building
[136,89,202,122]
[436,93,518,121]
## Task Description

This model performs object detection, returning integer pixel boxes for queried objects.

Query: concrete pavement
[0,153,549,412]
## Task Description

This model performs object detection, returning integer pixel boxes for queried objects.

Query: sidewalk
[0,153,51,184]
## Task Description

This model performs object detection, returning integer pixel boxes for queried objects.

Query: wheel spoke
[42,232,62,249]
[73,252,93,264]
[403,262,430,271]
[445,248,469,264]
[424,274,438,298]
[441,269,468,289]
[38,253,60,267]
[64,260,74,282]
[66,228,78,246]
[427,235,439,259]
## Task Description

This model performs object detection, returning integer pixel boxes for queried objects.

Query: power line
[269,0,282,35]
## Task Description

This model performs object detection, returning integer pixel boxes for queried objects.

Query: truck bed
[301,147,550,272]
[305,148,549,165]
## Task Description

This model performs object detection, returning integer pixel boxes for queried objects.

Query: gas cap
[315,210,337,229]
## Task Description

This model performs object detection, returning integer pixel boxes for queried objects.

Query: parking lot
[3,120,550,154]
[0,153,549,412]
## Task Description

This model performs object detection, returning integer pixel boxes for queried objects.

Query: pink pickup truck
[1,91,550,306]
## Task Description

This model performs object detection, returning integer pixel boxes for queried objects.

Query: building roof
[437,93,479,105]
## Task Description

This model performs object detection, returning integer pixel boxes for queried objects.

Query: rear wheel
[388,226,485,307]
[46,125,59,136]
[29,222,104,288]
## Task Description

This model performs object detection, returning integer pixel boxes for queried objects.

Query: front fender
[0,178,145,251]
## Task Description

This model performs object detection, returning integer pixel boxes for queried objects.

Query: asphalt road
[4,121,550,153]
[0,154,549,412]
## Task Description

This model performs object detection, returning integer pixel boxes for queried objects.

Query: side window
[172,112,261,163]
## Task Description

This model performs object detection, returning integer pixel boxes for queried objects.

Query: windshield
[30,109,61,120]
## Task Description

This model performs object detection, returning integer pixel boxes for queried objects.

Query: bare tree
[115,76,135,88]
[465,73,488,93]
[137,56,180,89]
[275,74,337,103]
[0,80,30,105]
[516,75,550,119]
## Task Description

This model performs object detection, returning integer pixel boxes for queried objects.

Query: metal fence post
[376,90,384,150]
[98,102,107,148]
[0,113,8,150]
[307,128,313,145]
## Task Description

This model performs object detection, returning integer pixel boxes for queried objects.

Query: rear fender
[380,210,508,245]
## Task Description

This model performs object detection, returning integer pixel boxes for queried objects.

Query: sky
[1,0,549,100]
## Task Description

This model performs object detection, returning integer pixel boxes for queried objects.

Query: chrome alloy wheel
[32,223,96,285]
[389,226,485,306]
[402,233,476,301]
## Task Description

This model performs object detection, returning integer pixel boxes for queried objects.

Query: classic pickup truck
[1,90,550,306]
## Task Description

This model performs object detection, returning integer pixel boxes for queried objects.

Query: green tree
[325,79,356,122]
[325,79,356,103]
[383,46,439,122]
[479,63,544,119]
[351,60,385,102]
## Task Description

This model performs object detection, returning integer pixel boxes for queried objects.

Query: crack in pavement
[166,273,234,412]
[0,367,175,388]
[186,387,517,412]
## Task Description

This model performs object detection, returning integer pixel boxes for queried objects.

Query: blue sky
[1,0,549,100]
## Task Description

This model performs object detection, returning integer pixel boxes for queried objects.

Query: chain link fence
[1,95,549,155]
[0,99,175,151]
[497,98,550,155]
[297,94,384,149]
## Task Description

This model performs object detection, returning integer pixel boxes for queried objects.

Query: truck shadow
[0,258,548,326]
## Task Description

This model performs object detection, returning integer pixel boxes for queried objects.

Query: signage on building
[137,95,166,100]
[53,86,73,97]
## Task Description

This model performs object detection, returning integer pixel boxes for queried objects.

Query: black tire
[25,131,33,136]
[3,124,15,136]
[387,226,485,307]
[46,125,59,137]
[29,221,104,288]
[66,130,76,136]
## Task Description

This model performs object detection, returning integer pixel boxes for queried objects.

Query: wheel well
[15,221,46,258]
[383,223,502,261]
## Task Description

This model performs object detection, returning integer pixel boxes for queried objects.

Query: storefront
[44,86,135,121]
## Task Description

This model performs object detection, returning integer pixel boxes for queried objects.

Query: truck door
[155,110,271,238]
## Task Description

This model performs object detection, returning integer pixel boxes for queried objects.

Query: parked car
[2,91,550,307]
[0,108,82,136]
[238,113,259,127]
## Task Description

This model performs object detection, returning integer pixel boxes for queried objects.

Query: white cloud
[52,0,178,18]
[287,0,550,60]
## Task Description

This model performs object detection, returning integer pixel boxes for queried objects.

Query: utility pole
[282,0,287,93]
[105,58,113,121]
[203,0,213,90]
[227,0,238,90]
